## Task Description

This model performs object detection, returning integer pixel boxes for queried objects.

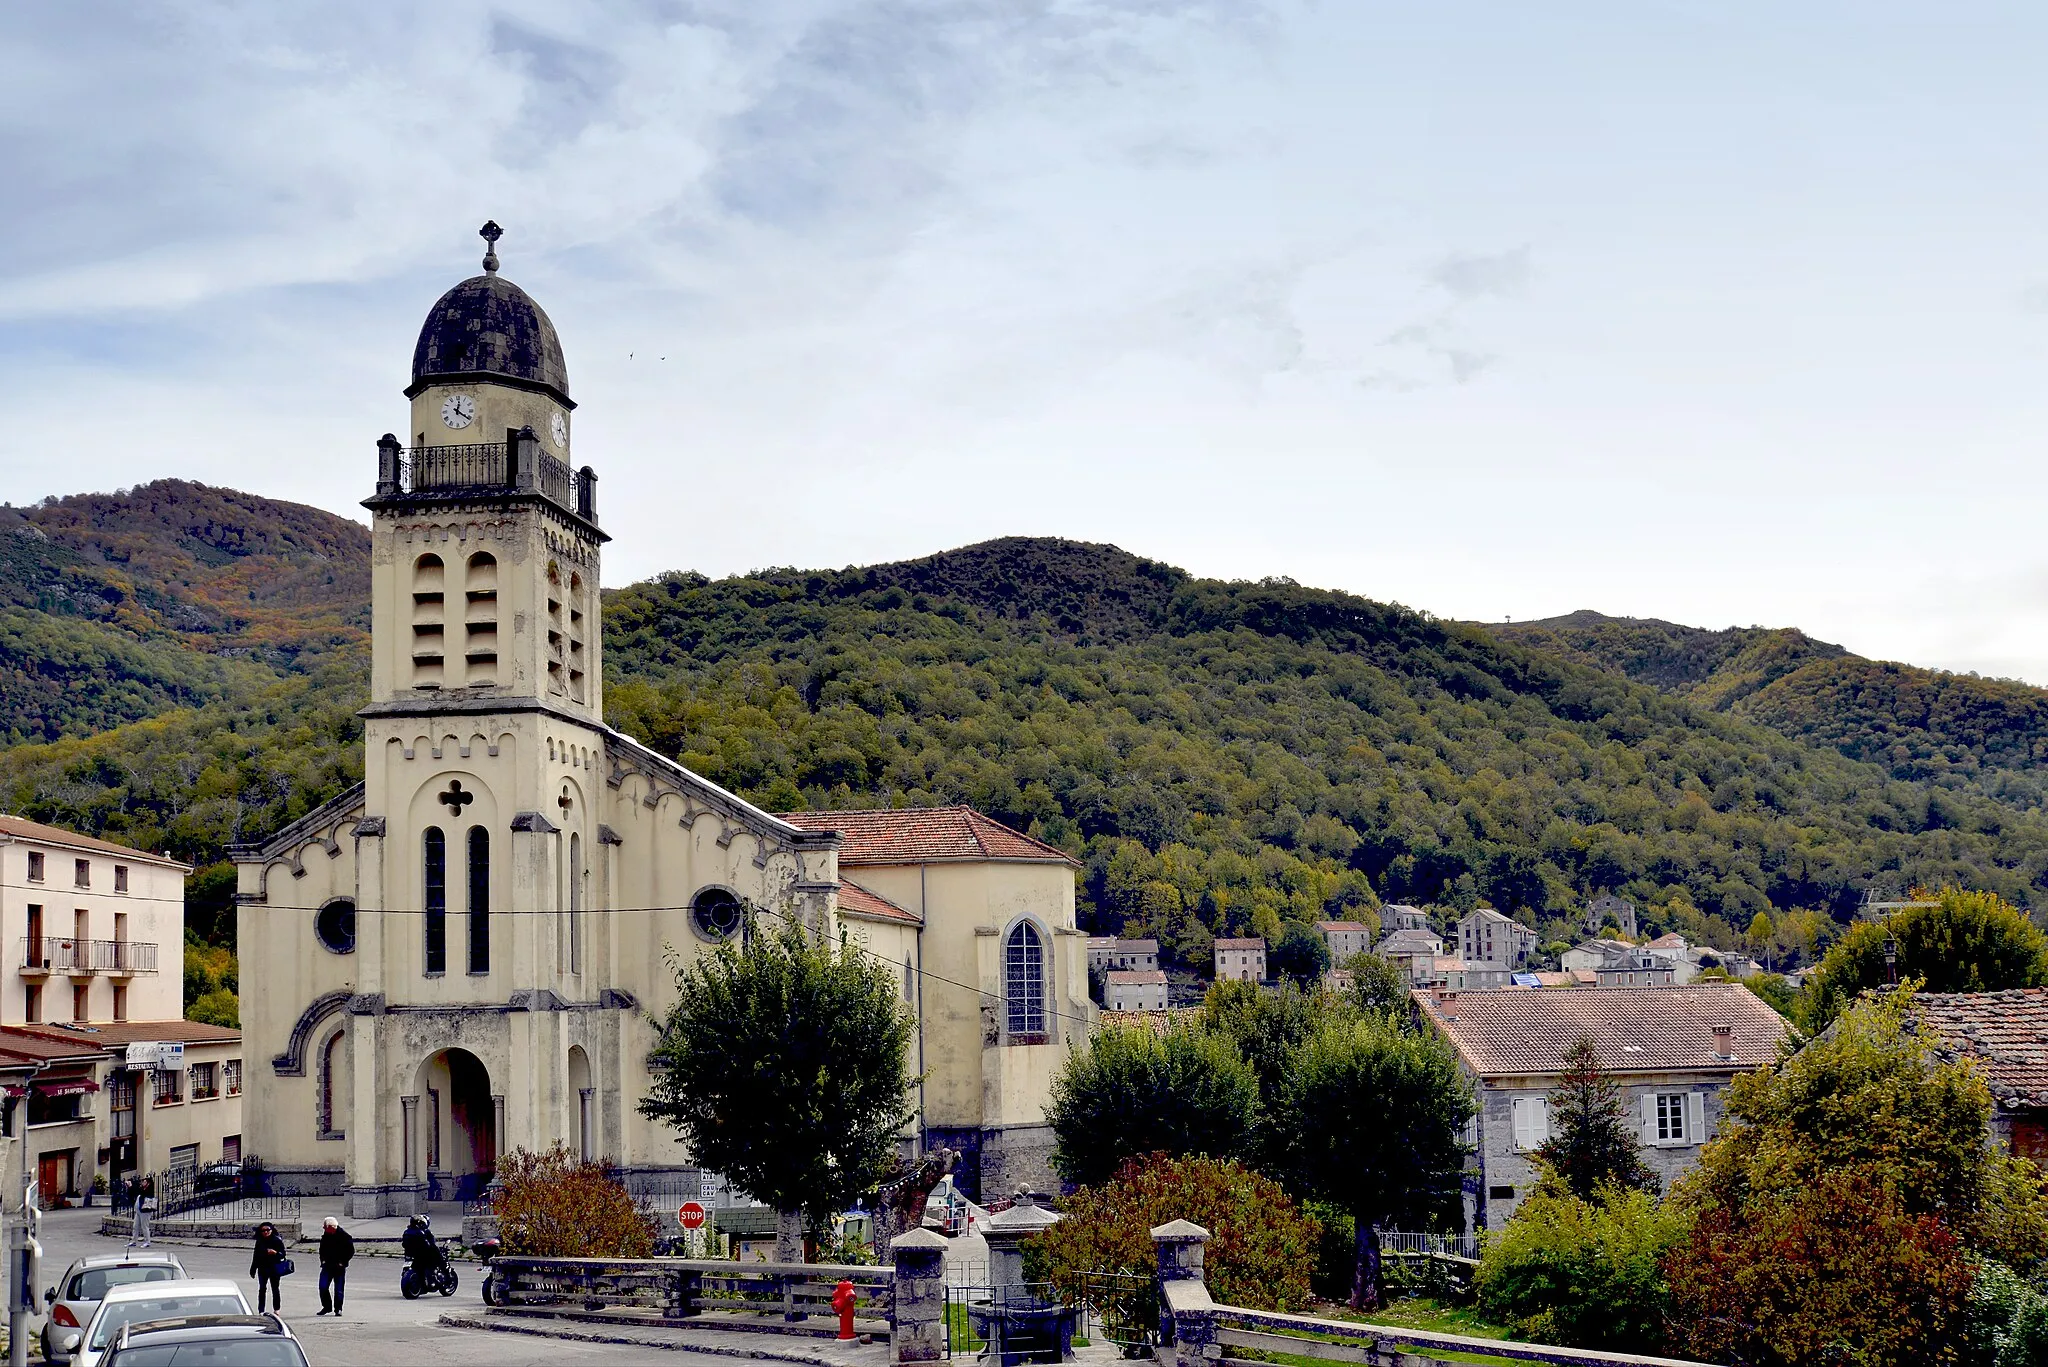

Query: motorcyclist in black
[402,1215,442,1280]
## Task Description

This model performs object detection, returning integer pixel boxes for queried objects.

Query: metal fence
[1377,1230,1480,1261]
[112,1164,301,1224]
[948,1278,1153,1362]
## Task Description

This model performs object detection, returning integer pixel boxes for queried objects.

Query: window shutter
[1640,1093,1658,1145]
[1686,1092,1705,1145]
[1532,1098,1550,1147]
[1512,1098,1532,1151]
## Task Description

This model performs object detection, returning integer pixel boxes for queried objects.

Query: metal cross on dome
[439,780,476,815]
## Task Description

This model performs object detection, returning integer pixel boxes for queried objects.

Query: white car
[41,1252,188,1364]
[57,1279,251,1367]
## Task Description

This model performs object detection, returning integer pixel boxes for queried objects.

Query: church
[232,226,1096,1215]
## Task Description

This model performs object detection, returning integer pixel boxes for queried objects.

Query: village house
[1104,969,1168,1013]
[1457,908,1538,972]
[1910,988,2048,1167]
[1316,921,1375,964]
[1214,938,1266,983]
[1377,923,1446,985]
[1087,938,1159,975]
[1415,983,1789,1230]
[1584,894,1639,939]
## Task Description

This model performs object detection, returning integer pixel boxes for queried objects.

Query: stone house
[1457,908,1537,972]
[1214,938,1265,983]
[1316,921,1375,964]
[1415,983,1789,1230]
[1104,970,1168,1013]
[1911,988,2048,1167]
[1584,894,1638,939]
[1378,926,1446,985]
[1383,905,1433,934]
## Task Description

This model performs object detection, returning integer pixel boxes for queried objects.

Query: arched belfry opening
[414,1048,497,1201]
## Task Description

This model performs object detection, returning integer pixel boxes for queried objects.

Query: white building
[1377,926,1446,985]
[1214,938,1266,983]
[1104,969,1168,1012]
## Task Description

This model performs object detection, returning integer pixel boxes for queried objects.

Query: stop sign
[679,1201,707,1230]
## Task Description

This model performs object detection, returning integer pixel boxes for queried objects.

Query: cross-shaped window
[439,780,475,815]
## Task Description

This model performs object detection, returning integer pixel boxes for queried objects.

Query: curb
[438,1312,882,1365]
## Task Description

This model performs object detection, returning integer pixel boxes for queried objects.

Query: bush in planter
[492,1145,658,1258]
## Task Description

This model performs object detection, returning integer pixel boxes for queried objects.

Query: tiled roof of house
[1913,988,2048,1108]
[0,816,189,869]
[0,1027,108,1068]
[779,807,1077,867]
[1379,929,1445,954]
[836,881,921,927]
[14,1021,240,1051]
[1107,970,1168,985]
[1645,933,1689,950]
[1115,938,1160,952]
[1215,938,1265,950]
[1316,921,1372,934]
[1415,983,1788,1077]
[1533,971,1587,988]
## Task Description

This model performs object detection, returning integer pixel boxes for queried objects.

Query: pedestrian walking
[127,1177,156,1248]
[251,1220,288,1313]
[316,1216,354,1316]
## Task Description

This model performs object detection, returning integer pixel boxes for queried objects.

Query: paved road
[29,1207,673,1365]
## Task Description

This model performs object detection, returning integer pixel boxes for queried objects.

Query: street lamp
[1884,937,1899,986]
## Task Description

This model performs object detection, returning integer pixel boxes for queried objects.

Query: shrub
[1028,1155,1320,1316]
[491,1145,658,1258]
[1964,1258,2048,1367]
[1475,1184,1687,1353]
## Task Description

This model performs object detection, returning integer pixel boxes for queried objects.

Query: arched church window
[690,887,744,943]
[318,1029,346,1139]
[412,555,446,688]
[1005,923,1047,1042]
[423,827,447,975]
[464,553,498,686]
[568,831,583,974]
[467,826,490,975]
[315,898,357,955]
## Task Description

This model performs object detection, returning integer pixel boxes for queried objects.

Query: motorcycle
[474,1236,508,1306]
[400,1256,460,1299]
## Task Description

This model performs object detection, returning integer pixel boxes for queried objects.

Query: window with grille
[223,1060,242,1096]
[153,1070,183,1105]
[1005,923,1047,1042]
[190,1063,218,1100]
[423,827,447,974]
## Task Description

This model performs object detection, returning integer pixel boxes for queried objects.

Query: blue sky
[6,2,2048,679]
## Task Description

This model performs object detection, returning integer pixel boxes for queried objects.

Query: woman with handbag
[251,1221,290,1312]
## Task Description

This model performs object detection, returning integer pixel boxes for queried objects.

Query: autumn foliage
[490,1145,658,1258]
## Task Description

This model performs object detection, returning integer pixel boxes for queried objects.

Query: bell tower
[364,223,607,720]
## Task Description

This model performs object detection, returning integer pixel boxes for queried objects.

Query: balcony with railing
[20,938,159,976]
[373,428,597,524]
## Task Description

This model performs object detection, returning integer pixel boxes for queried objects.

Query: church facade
[233,227,1094,1214]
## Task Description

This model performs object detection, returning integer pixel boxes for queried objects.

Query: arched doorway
[567,1046,593,1162]
[415,1048,496,1201]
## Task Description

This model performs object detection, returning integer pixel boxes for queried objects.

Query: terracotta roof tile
[1114,938,1159,953]
[1215,938,1265,950]
[0,816,189,869]
[1912,988,2048,1108]
[835,881,922,927]
[12,1020,240,1051]
[1415,983,1788,1076]
[0,1027,108,1066]
[1107,970,1168,985]
[1317,922,1372,934]
[779,807,1078,867]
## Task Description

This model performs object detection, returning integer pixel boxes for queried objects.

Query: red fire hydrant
[832,1279,858,1341]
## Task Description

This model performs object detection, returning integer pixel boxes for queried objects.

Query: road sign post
[679,1201,706,1230]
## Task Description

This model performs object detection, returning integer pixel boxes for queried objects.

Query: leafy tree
[1270,922,1332,987]
[1476,1184,1688,1353]
[1340,952,1408,1015]
[1964,1257,2048,1367]
[1272,1015,1474,1309]
[491,1144,659,1257]
[1027,1155,1321,1316]
[1534,1039,1658,1200]
[1046,1025,1260,1188]
[1743,972,1800,1022]
[641,920,914,1261]
[1804,887,2048,1031]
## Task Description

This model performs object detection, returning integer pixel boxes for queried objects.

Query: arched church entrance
[416,1048,496,1202]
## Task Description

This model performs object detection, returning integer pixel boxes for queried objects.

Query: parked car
[58,1280,251,1367]
[42,1253,188,1365]
[191,1161,243,1195]
[101,1313,306,1367]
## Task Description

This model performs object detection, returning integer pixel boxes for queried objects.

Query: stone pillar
[493,1094,506,1162]
[981,1190,1061,1289]
[891,1228,947,1366]
[578,1088,595,1162]
[1152,1219,1214,1367]
[401,1096,420,1181]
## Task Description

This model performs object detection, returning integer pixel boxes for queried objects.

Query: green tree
[1270,923,1332,987]
[1272,1015,1475,1309]
[1534,1039,1658,1200]
[1804,887,2048,1031]
[640,920,914,1261]
[1476,1184,1688,1353]
[1046,1025,1261,1189]
[1340,952,1408,1015]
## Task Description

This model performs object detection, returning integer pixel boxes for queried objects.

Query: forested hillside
[1491,612,2048,806]
[2,489,2047,963]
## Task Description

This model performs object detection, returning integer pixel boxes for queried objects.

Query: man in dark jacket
[317,1217,354,1316]
[401,1216,442,1278]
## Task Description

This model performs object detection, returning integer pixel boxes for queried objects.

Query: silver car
[61,1279,251,1367]
[41,1253,187,1364]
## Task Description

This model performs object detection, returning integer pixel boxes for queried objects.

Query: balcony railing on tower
[374,426,597,522]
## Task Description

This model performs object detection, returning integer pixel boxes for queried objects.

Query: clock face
[550,410,568,448]
[441,394,477,430]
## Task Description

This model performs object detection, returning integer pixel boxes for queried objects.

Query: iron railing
[1378,1230,1480,1261]
[112,1161,301,1224]
[947,1282,1080,1364]
[20,938,159,974]
[395,442,585,515]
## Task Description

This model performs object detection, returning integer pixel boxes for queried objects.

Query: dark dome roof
[408,273,571,406]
